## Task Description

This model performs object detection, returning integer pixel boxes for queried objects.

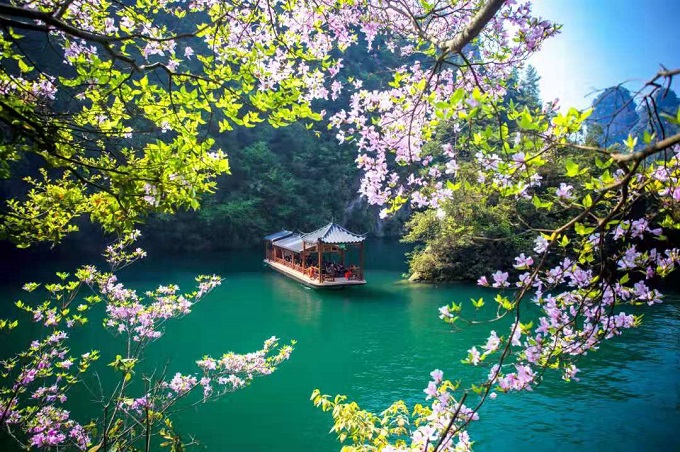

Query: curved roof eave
[301,222,366,244]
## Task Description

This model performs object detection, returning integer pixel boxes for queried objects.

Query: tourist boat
[263,222,366,288]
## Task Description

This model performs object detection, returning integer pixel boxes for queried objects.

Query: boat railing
[268,256,364,281]
[271,256,306,275]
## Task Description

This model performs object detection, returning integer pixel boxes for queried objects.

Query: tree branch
[0,3,204,46]
[610,132,680,163]
[438,0,505,54]
[0,3,116,43]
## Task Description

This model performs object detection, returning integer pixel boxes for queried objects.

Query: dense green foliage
[0,0,361,248]
[404,164,534,281]
[0,41,405,253]
[143,123,400,251]
[403,67,553,281]
[405,70,680,283]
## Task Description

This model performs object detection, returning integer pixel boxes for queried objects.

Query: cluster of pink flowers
[473,243,677,380]
[187,336,294,400]
[94,272,220,343]
[102,230,145,269]
[126,337,295,412]
[1,373,92,450]
[118,395,153,415]
[166,373,199,396]
[2,231,295,449]
[412,369,479,451]
[407,142,680,450]
[461,147,680,403]
[74,231,221,342]
[1,293,99,449]
[323,0,559,214]
[142,184,160,207]
[26,406,90,450]
[0,74,57,104]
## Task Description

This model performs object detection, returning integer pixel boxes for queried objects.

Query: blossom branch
[438,0,505,55]
[610,132,680,163]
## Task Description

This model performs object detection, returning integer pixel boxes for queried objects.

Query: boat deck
[264,259,366,288]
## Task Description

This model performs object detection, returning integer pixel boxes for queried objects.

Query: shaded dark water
[1,240,679,450]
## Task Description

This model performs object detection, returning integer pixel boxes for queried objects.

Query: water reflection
[269,272,323,325]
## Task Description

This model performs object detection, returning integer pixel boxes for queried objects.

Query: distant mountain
[633,88,680,140]
[586,86,639,148]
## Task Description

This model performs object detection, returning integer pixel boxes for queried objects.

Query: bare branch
[0,3,117,43]
[438,0,504,54]
[611,132,680,163]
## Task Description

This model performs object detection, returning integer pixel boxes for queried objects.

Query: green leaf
[446,180,461,191]
[17,58,32,73]
[574,222,586,235]
[532,194,553,210]
[451,88,465,106]
[574,222,594,236]
[582,194,592,208]
[517,110,535,130]
[560,235,570,247]
[8,28,24,40]
[565,159,579,177]
[579,108,593,122]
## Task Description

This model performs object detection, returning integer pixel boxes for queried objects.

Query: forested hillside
[403,66,560,281]
[403,69,680,282]
[141,42,409,251]
[142,122,391,252]
[0,42,406,254]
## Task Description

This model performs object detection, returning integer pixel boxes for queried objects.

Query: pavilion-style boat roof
[274,233,305,253]
[300,222,366,244]
[263,230,293,242]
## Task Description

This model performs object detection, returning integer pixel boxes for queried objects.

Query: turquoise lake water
[1,240,679,450]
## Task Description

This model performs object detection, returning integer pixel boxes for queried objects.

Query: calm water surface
[1,241,679,451]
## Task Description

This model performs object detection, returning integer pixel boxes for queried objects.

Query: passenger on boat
[349,265,358,280]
